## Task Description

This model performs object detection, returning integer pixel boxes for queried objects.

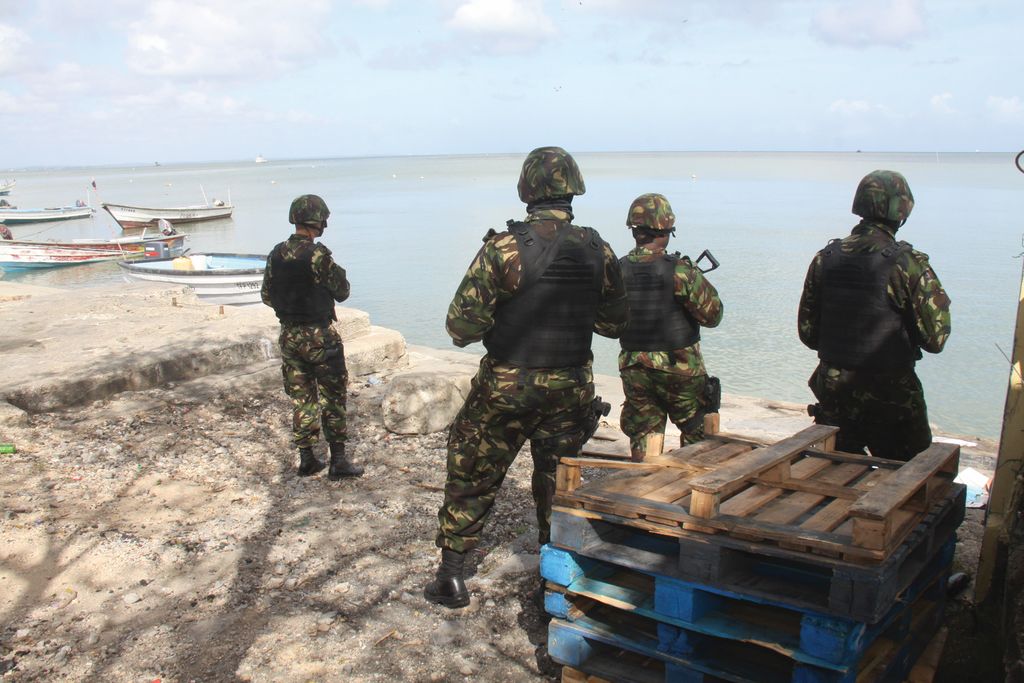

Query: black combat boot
[424,548,470,608]
[297,447,326,477]
[327,442,363,479]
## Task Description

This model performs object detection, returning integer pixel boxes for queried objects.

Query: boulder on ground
[382,371,472,434]
[0,400,28,427]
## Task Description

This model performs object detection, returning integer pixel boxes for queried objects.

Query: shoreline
[0,279,999,473]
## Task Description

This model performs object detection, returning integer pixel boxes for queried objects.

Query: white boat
[0,205,93,224]
[255,155,268,164]
[0,179,15,195]
[118,253,266,306]
[102,200,233,229]
[0,232,187,271]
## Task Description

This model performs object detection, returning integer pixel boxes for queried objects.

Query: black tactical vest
[268,243,336,325]
[619,254,700,352]
[818,239,919,370]
[483,222,604,368]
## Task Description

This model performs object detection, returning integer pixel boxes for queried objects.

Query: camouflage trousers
[620,366,707,460]
[279,323,348,448]
[436,357,594,553]
[808,362,930,461]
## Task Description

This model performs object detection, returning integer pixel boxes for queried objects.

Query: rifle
[695,249,720,274]
[581,396,612,446]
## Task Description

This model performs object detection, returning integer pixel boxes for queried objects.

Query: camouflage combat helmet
[288,194,330,227]
[851,170,914,225]
[626,193,675,232]
[517,146,586,204]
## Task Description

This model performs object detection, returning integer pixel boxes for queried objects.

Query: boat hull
[0,234,187,271]
[0,206,94,224]
[102,203,234,228]
[119,253,265,306]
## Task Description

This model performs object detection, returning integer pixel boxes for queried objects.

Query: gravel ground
[0,366,559,682]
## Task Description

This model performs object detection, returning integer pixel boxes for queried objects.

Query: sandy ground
[1,362,564,682]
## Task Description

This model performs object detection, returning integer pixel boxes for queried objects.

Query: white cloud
[448,0,555,49]
[986,96,1024,123]
[126,0,331,78]
[930,92,954,114]
[829,99,881,116]
[812,0,925,48]
[0,23,31,76]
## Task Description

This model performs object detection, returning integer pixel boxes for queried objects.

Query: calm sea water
[4,152,1022,440]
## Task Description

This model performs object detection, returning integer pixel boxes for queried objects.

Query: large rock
[381,371,473,434]
[0,401,29,427]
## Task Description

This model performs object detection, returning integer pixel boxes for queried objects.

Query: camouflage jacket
[798,220,951,358]
[446,207,629,375]
[260,234,350,323]
[618,245,724,376]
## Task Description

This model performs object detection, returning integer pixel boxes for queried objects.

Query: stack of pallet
[544,424,965,683]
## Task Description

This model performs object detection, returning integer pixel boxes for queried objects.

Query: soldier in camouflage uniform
[798,170,951,461]
[424,147,629,608]
[261,194,364,479]
[618,194,723,461]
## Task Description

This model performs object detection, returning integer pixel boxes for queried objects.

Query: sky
[0,0,1021,167]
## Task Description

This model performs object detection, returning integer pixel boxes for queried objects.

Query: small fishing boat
[118,253,266,306]
[0,232,187,271]
[102,199,233,228]
[0,179,15,195]
[0,204,94,224]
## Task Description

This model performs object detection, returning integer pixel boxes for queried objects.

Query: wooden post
[645,433,665,460]
[556,461,582,495]
[976,263,1024,602]
[703,412,721,436]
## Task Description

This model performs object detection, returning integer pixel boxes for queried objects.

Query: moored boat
[0,179,15,195]
[118,253,266,306]
[0,204,94,224]
[0,233,187,271]
[102,200,233,228]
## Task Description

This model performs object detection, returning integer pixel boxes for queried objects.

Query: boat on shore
[0,204,94,224]
[0,232,187,271]
[0,179,15,195]
[118,252,266,305]
[102,200,233,229]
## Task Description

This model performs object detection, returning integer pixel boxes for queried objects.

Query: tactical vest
[268,242,336,325]
[619,254,700,352]
[817,239,919,370]
[483,222,604,368]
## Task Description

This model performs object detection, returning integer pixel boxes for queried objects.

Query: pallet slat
[560,429,961,561]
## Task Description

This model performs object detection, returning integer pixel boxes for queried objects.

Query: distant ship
[255,155,268,164]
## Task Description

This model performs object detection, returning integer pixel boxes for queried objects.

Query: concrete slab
[0,282,405,412]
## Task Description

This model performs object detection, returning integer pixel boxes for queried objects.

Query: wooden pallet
[547,567,947,683]
[542,540,954,672]
[560,644,947,683]
[551,483,964,623]
[556,425,960,563]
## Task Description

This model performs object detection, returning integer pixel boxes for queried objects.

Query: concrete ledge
[0,283,407,412]
[347,326,408,377]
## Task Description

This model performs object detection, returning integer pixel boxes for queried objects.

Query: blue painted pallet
[551,483,964,623]
[547,568,947,683]
[542,540,952,672]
